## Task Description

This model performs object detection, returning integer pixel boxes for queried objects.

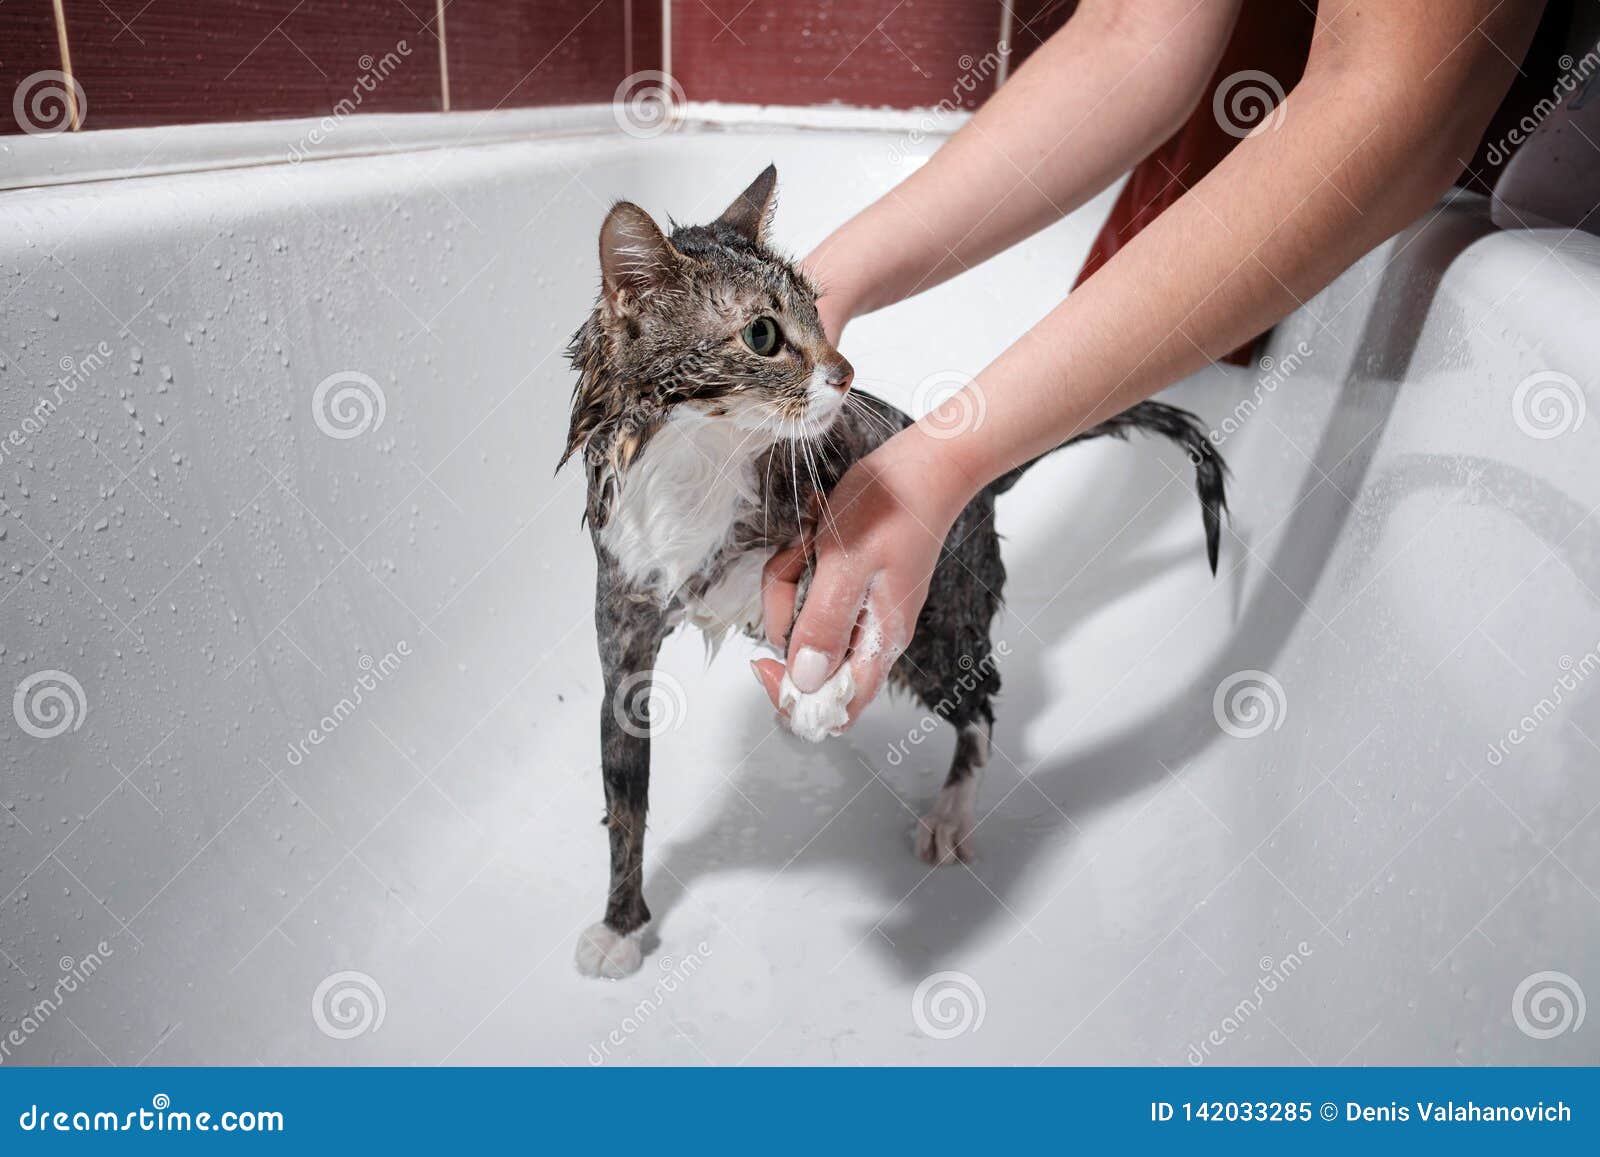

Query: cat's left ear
[715,163,778,245]
[599,201,683,310]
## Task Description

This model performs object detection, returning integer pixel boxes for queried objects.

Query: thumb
[750,657,787,712]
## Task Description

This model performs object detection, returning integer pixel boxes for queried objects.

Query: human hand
[751,424,984,731]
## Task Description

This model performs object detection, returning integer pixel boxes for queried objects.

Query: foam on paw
[778,664,855,743]
[915,779,977,866]
[574,922,644,978]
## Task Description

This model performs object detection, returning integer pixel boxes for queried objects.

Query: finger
[841,645,892,727]
[840,590,911,725]
[784,556,869,694]
[761,544,806,648]
[750,657,788,713]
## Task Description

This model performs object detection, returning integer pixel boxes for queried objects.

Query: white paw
[574,922,644,978]
[914,780,977,866]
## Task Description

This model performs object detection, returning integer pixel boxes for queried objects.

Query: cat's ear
[599,201,678,305]
[715,164,778,244]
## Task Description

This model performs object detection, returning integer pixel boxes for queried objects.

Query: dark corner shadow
[645,202,1501,980]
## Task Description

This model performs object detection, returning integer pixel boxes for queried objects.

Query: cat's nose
[825,358,854,394]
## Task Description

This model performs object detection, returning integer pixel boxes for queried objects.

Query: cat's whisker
[842,393,899,441]
[788,437,806,550]
[838,399,881,439]
[798,433,842,553]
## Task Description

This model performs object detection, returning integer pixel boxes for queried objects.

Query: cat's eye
[741,315,783,357]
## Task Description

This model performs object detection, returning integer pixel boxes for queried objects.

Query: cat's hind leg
[915,715,991,865]
[896,628,1002,866]
[901,493,1005,865]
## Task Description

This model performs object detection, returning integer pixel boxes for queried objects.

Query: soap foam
[778,663,855,742]
[775,603,893,742]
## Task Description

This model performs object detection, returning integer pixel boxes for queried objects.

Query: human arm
[758,0,1545,724]
[808,0,1246,338]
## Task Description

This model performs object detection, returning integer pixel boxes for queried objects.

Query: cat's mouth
[716,386,845,442]
[786,367,850,439]
[780,410,841,441]
[778,389,845,441]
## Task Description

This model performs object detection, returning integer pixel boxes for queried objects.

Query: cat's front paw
[914,781,977,866]
[575,922,644,978]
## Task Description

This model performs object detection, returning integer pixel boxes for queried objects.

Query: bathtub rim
[0,102,972,194]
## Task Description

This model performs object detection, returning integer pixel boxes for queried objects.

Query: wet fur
[561,166,1228,976]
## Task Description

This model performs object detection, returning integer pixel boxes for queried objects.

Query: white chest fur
[598,411,770,634]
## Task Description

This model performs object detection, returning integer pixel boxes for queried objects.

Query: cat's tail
[990,400,1229,575]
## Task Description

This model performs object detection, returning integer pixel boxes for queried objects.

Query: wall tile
[626,0,663,77]
[1,0,65,135]
[447,0,627,111]
[671,0,1001,110]
[63,1,443,130]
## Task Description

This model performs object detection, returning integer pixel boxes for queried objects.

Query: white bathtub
[2,113,1597,1065]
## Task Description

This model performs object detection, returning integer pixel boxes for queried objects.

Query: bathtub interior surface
[1,127,1598,1065]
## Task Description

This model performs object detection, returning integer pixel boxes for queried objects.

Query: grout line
[995,1,1014,87]
[662,0,673,84]
[51,0,82,131]
[436,0,451,112]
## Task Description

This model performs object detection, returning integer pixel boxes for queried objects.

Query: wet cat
[561,166,1227,977]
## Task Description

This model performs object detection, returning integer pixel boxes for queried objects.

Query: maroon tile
[626,0,662,78]
[1,0,66,135]
[63,1,443,130]
[672,0,1002,110]
[1005,0,1076,73]
[447,0,626,111]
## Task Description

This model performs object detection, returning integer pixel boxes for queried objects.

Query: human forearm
[760,0,1546,732]
[805,0,1243,332]
[930,21,1537,494]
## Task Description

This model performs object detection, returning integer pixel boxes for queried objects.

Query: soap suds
[775,604,894,741]
[779,664,855,742]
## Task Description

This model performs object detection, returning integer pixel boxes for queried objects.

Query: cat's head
[563,166,853,484]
